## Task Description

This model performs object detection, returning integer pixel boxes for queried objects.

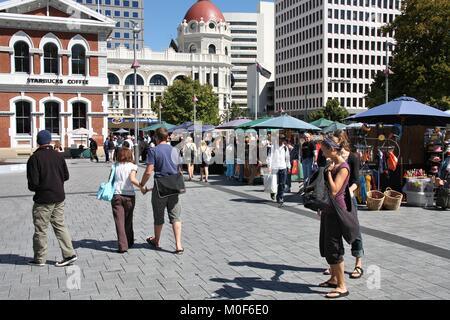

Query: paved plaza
[0,160,449,300]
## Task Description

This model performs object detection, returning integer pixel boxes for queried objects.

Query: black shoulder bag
[153,147,186,198]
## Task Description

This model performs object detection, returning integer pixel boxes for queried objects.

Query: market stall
[347,96,450,208]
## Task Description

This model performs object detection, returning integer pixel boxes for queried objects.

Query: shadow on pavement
[72,239,174,254]
[0,254,57,265]
[209,261,325,299]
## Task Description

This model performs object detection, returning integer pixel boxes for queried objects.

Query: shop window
[14,41,30,73]
[45,102,60,134]
[44,43,58,74]
[71,45,86,75]
[72,102,87,129]
[15,100,31,134]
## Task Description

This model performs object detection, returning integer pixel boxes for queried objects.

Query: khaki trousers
[32,202,75,263]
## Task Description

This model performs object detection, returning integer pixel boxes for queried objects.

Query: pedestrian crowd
[25,127,363,299]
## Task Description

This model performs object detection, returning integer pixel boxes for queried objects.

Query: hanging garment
[387,151,399,171]
[360,175,367,204]
[366,175,372,194]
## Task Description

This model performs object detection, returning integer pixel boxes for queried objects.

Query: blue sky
[143,0,273,51]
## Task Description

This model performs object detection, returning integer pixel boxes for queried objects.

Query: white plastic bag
[264,173,278,194]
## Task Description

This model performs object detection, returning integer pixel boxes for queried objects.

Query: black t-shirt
[347,152,360,188]
[301,141,315,159]
[317,149,327,167]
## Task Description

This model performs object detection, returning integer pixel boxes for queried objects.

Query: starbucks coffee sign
[27,78,89,85]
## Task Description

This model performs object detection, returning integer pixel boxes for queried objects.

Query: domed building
[106,0,233,131]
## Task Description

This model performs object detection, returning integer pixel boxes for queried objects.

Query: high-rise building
[275,0,402,119]
[224,2,275,111]
[76,0,144,50]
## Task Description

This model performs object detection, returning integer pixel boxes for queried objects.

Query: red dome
[184,0,225,23]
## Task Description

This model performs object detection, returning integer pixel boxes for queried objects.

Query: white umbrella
[68,128,97,136]
[345,122,364,129]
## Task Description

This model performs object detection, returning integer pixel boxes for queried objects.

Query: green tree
[308,99,349,122]
[367,0,450,110]
[221,103,249,122]
[152,77,220,125]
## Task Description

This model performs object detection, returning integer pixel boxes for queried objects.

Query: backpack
[302,167,330,211]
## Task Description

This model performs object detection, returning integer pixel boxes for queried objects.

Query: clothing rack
[356,137,401,191]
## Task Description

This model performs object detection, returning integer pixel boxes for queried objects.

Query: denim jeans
[226,164,234,177]
[351,196,364,258]
[238,164,244,182]
[302,157,314,182]
[277,169,288,203]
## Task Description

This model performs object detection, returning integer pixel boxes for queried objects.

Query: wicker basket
[366,190,385,211]
[383,188,403,211]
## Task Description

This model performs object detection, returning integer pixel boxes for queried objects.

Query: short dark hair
[117,148,134,163]
[155,128,169,142]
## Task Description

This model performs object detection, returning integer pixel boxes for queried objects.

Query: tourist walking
[301,133,316,182]
[140,128,184,255]
[269,136,291,207]
[104,137,111,163]
[89,137,99,163]
[27,130,77,267]
[318,136,351,299]
[183,136,197,181]
[111,147,146,253]
[200,140,212,183]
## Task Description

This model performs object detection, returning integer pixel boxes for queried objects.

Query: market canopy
[216,118,252,129]
[141,122,176,132]
[252,114,321,131]
[309,118,334,129]
[114,129,129,134]
[347,96,450,126]
[322,121,347,133]
[68,128,97,136]
[168,122,193,133]
[235,117,272,129]
[186,124,215,132]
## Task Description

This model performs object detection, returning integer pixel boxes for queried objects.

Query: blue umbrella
[322,122,347,133]
[168,121,193,133]
[347,96,450,126]
[252,114,321,131]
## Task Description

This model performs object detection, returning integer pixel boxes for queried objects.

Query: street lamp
[130,20,141,162]
[385,40,394,104]
[159,102,162,123]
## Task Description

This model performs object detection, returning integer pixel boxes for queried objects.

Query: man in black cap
[27,130,77,267]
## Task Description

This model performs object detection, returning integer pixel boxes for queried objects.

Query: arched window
[174,75,186,82]
[15,100,31,134]
[189,44,197,53]
[71,45,86,75]
[208,44,216,54]
[44,102,60,134]
[14,41,30,73]
[125,74,144,86]
[43,43,59,74]
[150,75,168,86]
[225,47,228,56]
[72,102,87,129]
[108,73,120,85]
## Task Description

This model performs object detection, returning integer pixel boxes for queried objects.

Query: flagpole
[255,66,259,121]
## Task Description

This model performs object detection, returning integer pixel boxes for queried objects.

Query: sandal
[325,290,350,299]
[174,249,185,255]
[146,237,161,249]
[350,266,364,279]
[319,281,338,288]
[323,268,331,275]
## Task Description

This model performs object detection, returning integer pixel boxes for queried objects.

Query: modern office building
[224,1,275,111]
[106,0,233,129]
[0,0,114,157]
[275,0,402,119]
[76,0,144,50]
